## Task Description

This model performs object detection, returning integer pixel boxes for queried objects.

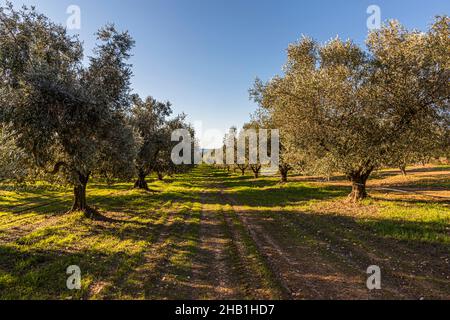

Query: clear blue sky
[8,0,450,147]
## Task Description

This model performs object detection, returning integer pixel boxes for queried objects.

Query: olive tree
[234,128,249,176]
[222,127,242,174]
[0,4,136,213]
[246,102,300,182]
[241,122,262,178]
[153,114,194,180]
[130,95,172,189]
[252,17,449,201]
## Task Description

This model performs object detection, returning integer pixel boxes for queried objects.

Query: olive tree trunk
[71,172,90,212]
[348,169,373,202]
[134,170,149,190]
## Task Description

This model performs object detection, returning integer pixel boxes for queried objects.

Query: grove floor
[0,166,449,299]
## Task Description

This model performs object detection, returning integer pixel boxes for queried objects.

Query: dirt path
[189,171,286,300]
[220,190,372,299]
[189,193,241,299]
[192,171,374,299]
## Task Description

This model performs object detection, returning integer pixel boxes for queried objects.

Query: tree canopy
[251,16,449,200]
[0,4,137,212]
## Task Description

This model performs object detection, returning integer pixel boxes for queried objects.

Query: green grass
[0,166,448,299]
[0,172,203,299]
[361,200,450,244]
[219,170,450,245]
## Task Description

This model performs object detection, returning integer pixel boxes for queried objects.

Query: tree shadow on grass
[212,176,281,189]
[241,207,450,297]
[369,194,450,205]
[200,184,349,207]
[278,209,448,252]
[89,187,198,206]
[400,166,449,174]
[370,166,450,180]
[85,213,200,244]
[236,184,348,206]
[88,183,132,191]
[290,174,348,183]
[0,244,144,300]
[0,203,202,299]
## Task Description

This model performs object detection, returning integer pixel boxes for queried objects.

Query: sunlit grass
[0,165,448,299]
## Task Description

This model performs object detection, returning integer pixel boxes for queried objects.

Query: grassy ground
[0,165,448,299]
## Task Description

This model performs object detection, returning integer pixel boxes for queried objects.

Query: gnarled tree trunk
[347,168,373,202]
[134,169,149,190]
[72,172,90,212]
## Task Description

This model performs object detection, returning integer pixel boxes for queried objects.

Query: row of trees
[0,4,193,213]
[215,121,276,179]
[233,16,449,201]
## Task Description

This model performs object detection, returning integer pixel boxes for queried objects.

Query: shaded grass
[0,166,448,299]
[218,170,449,245]
[0,171,203,299]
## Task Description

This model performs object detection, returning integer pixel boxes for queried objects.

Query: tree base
[68,206,100,219]
[134,183,149,190]
[347,169,373,202]
[347,185,368,202]
[134,176,149,190]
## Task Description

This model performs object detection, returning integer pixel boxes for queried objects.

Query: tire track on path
[189,192,242,299]
[219,187,370,299]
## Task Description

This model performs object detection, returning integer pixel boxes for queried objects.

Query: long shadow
[290,174,348,183]
[0,183,68,193]
[88,183,132,191]
[198,184,348,207]
[241,207,450,297]
[288,166,450,183]
[85,214,200,244]
[249,208,450,252]
[401,166,450,174]
[369,166,450,179]
[370,195,450,205]
[0,199,202,298]
[0,244,143,299]
[212,176,280,189]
